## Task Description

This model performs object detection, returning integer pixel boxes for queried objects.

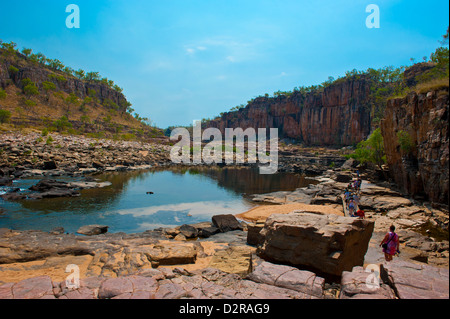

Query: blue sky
[1,0,448,128]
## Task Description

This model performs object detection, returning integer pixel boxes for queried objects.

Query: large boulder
[257,212,374,277]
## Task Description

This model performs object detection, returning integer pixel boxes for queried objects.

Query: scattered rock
[76,225,109,236]
[212,214,243,233]
[335,172,353,183]
[0,178,12,186]
[198,226,220,238]
[49,227,65,235]
[43,160,57,170]
[179,224,198,239]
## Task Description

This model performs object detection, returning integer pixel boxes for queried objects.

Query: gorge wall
[381,89,449,206]
[207,77,372,147]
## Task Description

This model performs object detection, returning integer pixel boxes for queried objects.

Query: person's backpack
[382,232,396,250]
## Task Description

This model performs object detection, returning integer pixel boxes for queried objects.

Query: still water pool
[0,166,318,234]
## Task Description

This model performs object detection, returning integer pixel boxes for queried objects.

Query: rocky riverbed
[0,132,448,299]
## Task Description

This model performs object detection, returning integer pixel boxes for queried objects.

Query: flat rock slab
[11,276,55,299]
[208,246,254,276]
[0,265,325,299]
[381,260,449,299]
[247,261,325,298]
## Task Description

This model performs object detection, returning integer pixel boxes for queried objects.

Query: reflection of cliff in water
[18,169,157,214]
[17,166,318,213]
[153,165,318,195]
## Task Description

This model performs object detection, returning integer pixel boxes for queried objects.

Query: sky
[1,0,448,128]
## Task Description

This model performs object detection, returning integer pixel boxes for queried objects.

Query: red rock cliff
[380,89,449,205]
[207,77,372,147]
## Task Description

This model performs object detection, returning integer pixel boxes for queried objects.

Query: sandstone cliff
[381,89,449,206]
[207,77,372,147]
[0,52,128,112]
[0,48,164,140]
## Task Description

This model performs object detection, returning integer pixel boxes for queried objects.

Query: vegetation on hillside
[0,39,164,141]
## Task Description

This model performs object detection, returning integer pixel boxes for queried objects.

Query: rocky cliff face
[207,77,372,147]
[380,89,449,206]
[0,57,128,112]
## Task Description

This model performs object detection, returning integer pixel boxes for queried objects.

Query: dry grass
[389,77,449,100]
[415,77,449,94]
[0,84,165,141]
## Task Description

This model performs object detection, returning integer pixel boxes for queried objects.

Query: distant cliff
[207,77,373,147]
[0,50,128,112]
[381,89,449,206]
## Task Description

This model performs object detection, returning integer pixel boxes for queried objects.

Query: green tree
[0,89,7,99]
[53,116,72,132]
[348,128,386,169]
[65,93,79,110]
[113,84,123,93]
[21,48,32,57]
[74,69,86,79]
[42,81,56,100]
[1,41,17,55]
[35,52,46,64]
[63,66,74,76]
[47,58,65,71]
[85,72,101,81]
[397,130,415,153]
[23,82,39,98]
[8,65,19,74]
[0,109,12,123]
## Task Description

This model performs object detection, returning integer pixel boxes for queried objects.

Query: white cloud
[185,46,207,55]
[226,56,236,62]
[186,48,196,55]
[185,36,265,63]
[113,200,249,218]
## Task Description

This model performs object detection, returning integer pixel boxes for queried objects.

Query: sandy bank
[236,203,344,222]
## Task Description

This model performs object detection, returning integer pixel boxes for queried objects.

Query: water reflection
[0,166,318,233]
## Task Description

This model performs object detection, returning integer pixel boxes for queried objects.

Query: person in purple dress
[380,225,400,261]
